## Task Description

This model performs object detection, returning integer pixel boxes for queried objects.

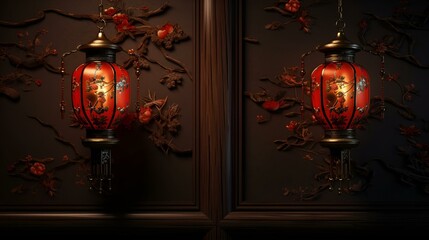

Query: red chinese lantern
[307,0,374,193]
[71,31,130,132]
[59,1,136,194]
[60,23,131,193]
[311,35,370,137]
[309,33,370,193]
[72,30,130,193]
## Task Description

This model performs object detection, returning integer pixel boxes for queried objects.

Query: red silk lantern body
[311,61,370,131]
[72,61,130,130]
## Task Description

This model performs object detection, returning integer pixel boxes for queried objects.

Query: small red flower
[139,107,152,124]
[285,120,298,132]
[157,23,174,39]
[112,13,128,24]
[386,73,399,82]
[298,11,312,33]
[30,162,46,176]
[49,49,58,55]
[24,154,33,162]
[104,7,117,16]
[262,100,280,111]
[284,0,301,13]
[34,79,42,87]
[256,114,267,123]
[116,19,136,32]
[399,125,421,137]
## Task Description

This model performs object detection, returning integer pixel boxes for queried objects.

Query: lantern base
[82,130,118,194]
[320,129,359,149]
[320,130,359,194]
[82,129,119,147]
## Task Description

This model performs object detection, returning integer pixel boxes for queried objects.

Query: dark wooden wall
[0,0,429,238]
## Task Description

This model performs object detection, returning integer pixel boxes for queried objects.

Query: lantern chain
[336,0,345,35]
[97,0,106,31]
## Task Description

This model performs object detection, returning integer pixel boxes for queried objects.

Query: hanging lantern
[60,2,131,194]
[306,0,377,193]
[74,30,130,193]
[310,33,370,193]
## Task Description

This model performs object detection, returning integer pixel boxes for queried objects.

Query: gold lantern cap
[77,30,121,63]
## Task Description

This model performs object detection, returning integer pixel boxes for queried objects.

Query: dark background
[0,0,428,238]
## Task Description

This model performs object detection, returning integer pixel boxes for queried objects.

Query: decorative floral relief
[263,0,329,33]
[7,116,88,197]
[245,0,427,200]
[2,0,193,197]
[359,0,429,68]
[0,30,57,101]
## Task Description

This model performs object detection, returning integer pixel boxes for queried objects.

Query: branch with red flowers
[359,1,429,68]
[264,0,330,33]
[0,30,58,101]
[133,91,192,156]
[0,1,192,90]
[7,116,89,197]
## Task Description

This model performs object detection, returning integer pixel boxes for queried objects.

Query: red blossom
[284,0,301,13]
[280,71,299,85]
[399,125,421,137]
[111,13,135,32]
[285,120,298,132]
[34,79,42,87]
[116,19,136,32]
[139,107,152,124]
[262,100,280,111]
[112,13,128,24]
[49,48,57,55]
[30,162,46,176]
[157,23,174,39]
[256,114,267,123]
[298,11,311,33]
[104,7,117,16]
[386,73,399,82]
[24,154,32,162]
